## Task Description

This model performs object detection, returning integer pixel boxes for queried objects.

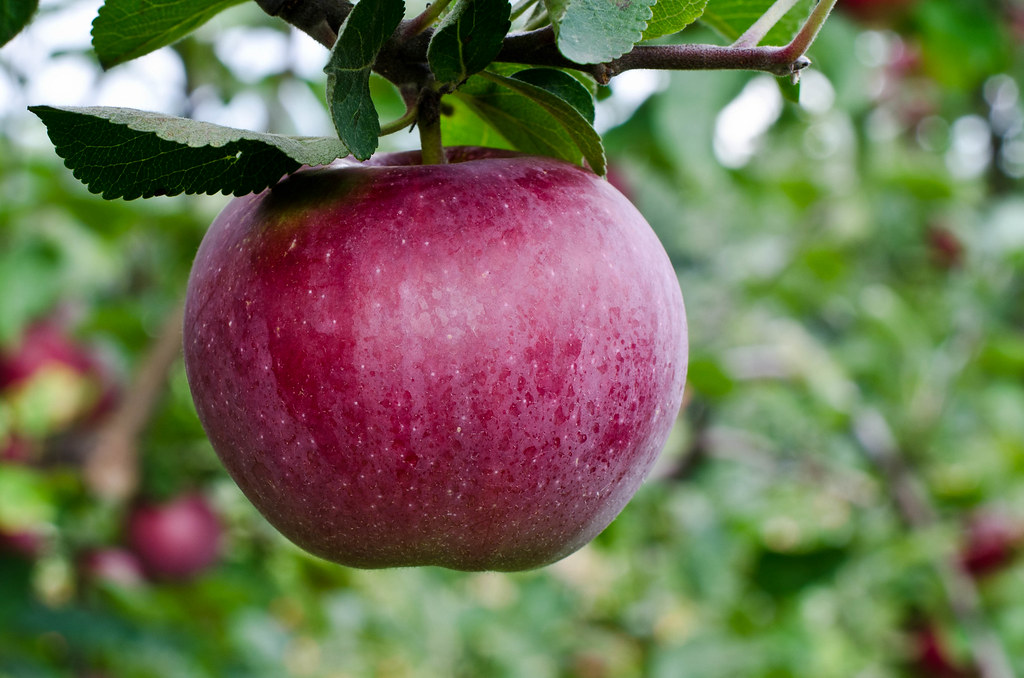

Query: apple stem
[417,89,447,165]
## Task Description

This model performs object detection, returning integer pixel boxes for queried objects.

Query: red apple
[0,528,46,560]
[604,164,634,205]
[126,493,222,580]
[0,319,95,389]
[959,511,1022,578]
[927,225,964,271]
[1011,7,1024,44]
[1,434,36,463]
[79,547,146,588]
[0,318,117,440]
[183,148,687,571]
[908,625,973,678]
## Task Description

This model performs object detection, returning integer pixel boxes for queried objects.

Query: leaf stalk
[509,0,539,22]
[732,0,804,48]
[405,0,456,36]
[379,104,419,136]
[776,0,838,66]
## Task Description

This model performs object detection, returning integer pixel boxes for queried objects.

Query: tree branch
[500,0,838,80]
[496,30,810,82]
[261,0,834,88]
[723,353,1015,678]
[83,302,185,503]
[852,409,1016,678]
[609,44,809,80]
[254,0,351,48]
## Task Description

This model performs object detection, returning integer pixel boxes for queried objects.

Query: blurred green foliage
[2,1,1024,676]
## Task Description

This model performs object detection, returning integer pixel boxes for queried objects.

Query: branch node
[786,55,811,82]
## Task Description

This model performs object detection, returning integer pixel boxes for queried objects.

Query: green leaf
[511,68,595,124]
[91,0,245,70]
[542,0,569,21]
[981,334,1024,378]
[427,0,511,87]
[483,71,605,175]
[324,0,405,160]
[642,0,707,40]
[0,466,54,531]
[457,70,605,175]
[686,356,735,398]
[777,76,800,103]
[752,546,848,598]
[700,0,814,45]
[0,0,37,47]
[440,95,518,150]
[455,77,580,165]
[29,106,349,200]
[554,0,657,64]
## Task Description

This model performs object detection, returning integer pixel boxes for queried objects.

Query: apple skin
[184,148,687,571]
[126,493,222,580]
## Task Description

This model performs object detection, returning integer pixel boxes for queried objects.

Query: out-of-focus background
[2,0,1024,676]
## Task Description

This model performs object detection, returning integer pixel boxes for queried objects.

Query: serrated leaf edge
[28,105,351,200]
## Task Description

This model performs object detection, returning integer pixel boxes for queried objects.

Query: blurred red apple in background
[908,624,974,678]
[183,148,688,571]
[0,319,95,388]
[959,510,1023,578]
[78,547,146,588]
[0,435,36,463]
[840,0,916,26]
[0,318,117,454]
[0,528,46,560]
[927,225,964,271]
[604,164,634,204]
[127,493,222,580]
